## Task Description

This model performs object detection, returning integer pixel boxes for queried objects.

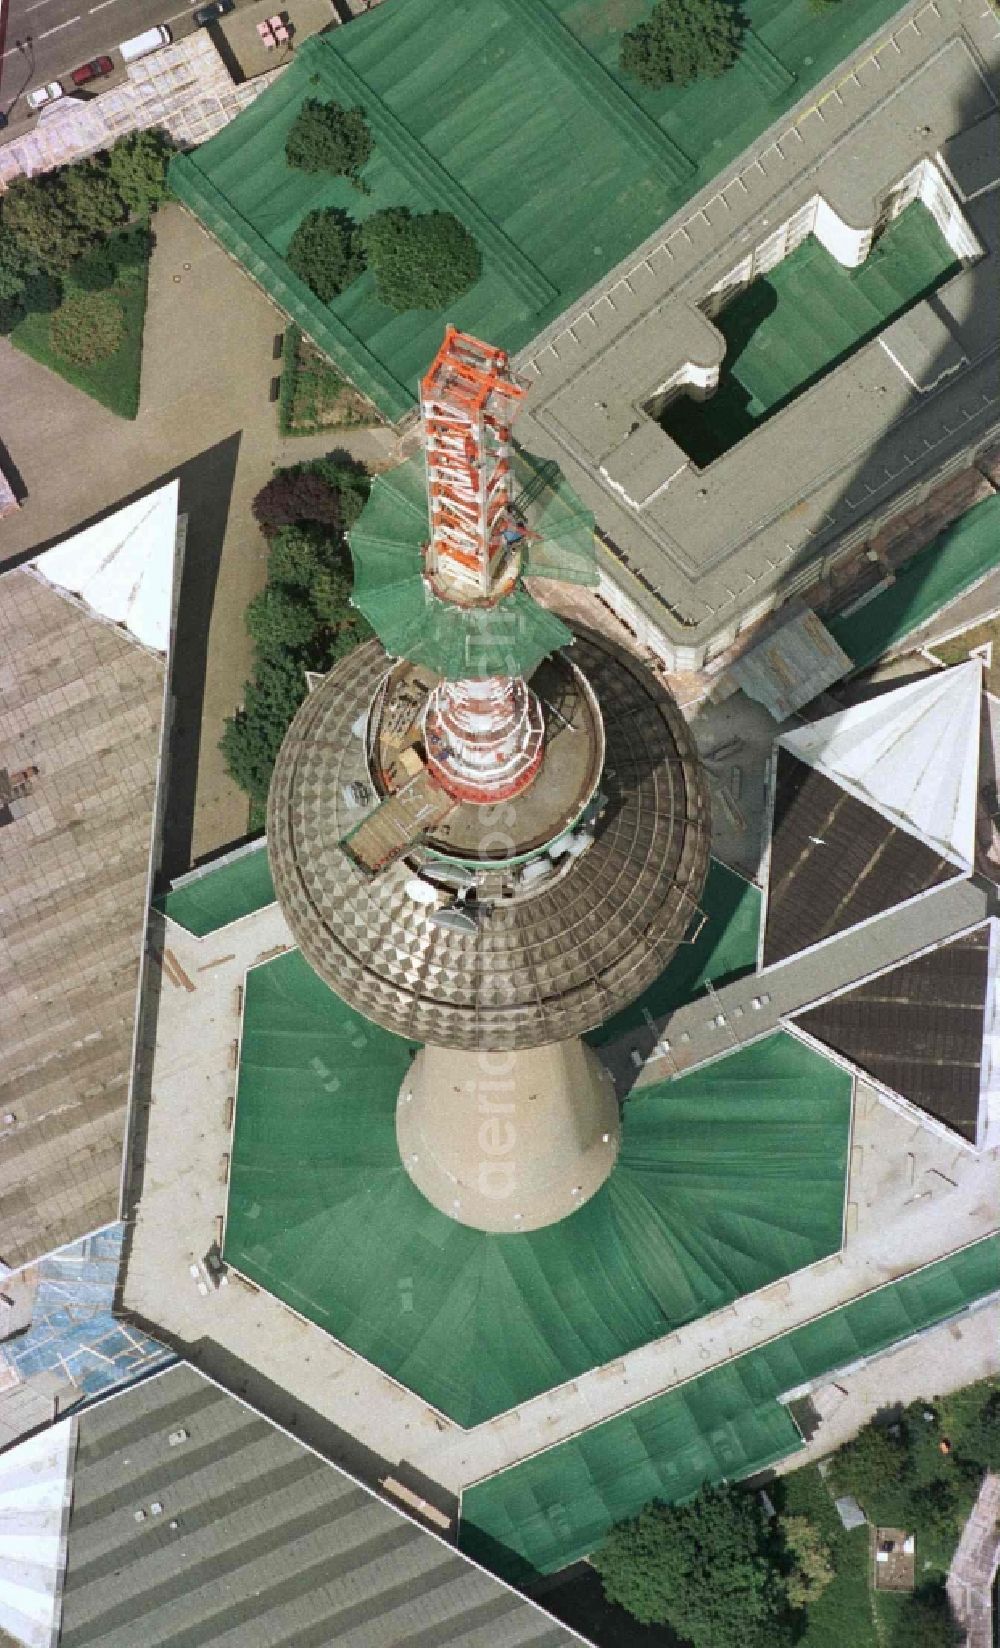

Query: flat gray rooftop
[59,1362,582,1648]
[516,1,1000,657]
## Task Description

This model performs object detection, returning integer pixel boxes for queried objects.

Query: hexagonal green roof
[225,945,850,1427]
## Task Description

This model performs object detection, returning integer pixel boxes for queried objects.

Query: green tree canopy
[286,208,366,303]
[245,585,320,657]
[620,0,744,87]
[882,1583,963,1648]
[220,652,308,809]
[2,176,92,271]
[829,1419,911,1519]
[67,225,152,293]
[361,208,481,312]
[253,468,345,536]
[949,1387,1000,1474]
[591,1488,792,1648]
[107,129,174,215]
[779,1514,835,1609]
[59,160,126,235]
[284,99,373,185]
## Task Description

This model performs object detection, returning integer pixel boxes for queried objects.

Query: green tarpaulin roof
[169,0,913,421]
[156,846,275,938]
[349,449,596,678]
[828,493,1000,672]
[226,952,849,1427]
[460,1232,1000,1580]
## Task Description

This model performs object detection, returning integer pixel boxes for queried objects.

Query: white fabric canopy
[780,661,982,872]
[0,1418,74,1648]
[30,481,179,654]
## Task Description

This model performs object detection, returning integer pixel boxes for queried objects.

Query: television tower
[268,328,710,1232]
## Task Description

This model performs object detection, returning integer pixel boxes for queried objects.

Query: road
[0,0,201,123]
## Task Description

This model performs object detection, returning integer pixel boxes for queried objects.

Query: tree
[245,586,319,657]
[620,0,744,88]
[307,455,370,526]
[49,290,125,365]
[908,1477,962,1547]
[284,99,373,185]
[59,160,126,235]
[779,1515,834,1608]
[882,1583,963,1648]
[949,1388,1000,1474]
[107,129,174,215]
[286,208,366,303]
[267,522,331,590]
[219,652,308,809]
[2,176,91,271]
[361,208,480,312]
[591,1489,791,1648]
[252,469,344,536]
[829,1420,910,1519]
[67,225,152,293]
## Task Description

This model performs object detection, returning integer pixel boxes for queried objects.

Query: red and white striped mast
[421,327,544,807]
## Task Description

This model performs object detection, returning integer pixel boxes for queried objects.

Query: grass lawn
[11,248,149,420]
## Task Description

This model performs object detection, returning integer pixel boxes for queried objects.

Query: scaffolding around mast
[421,326,527,599]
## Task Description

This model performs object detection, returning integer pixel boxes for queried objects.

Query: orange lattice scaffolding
[421,326,526,598]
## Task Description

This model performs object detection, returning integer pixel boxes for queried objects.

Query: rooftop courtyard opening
[648,164,978,468]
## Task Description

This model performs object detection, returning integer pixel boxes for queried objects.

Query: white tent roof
[0,1418,74,1648]
[29,481,179,654]
[779,661,982,871]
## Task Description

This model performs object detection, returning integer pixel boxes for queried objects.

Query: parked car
[26,82,64,112]
[192,0,234,23]
[70,56,114,87]
[119,25,171,62]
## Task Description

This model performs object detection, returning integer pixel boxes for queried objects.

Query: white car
[26,82,65,112]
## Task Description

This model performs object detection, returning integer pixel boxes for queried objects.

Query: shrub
[252,468,344,535]
[361,207,480,312]
[620,0,744,87]
[49,289,125,364]
[284,99,373,185]
[286,208,365,303]
[592,1488,791,1647]
[107,129,174,214]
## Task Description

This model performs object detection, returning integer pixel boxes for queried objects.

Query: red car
[70,56,114,87]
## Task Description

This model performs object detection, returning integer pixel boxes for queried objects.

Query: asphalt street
[0,0,202,123]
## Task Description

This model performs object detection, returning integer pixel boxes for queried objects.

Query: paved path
[947,1471,1000,1648]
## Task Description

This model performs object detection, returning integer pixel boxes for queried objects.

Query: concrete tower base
[396,1039,620,1232]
